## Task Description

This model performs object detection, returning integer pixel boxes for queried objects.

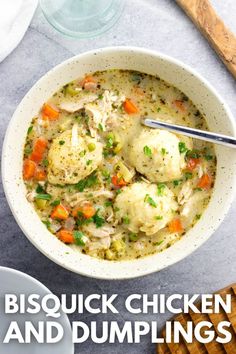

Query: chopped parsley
[24,146,32,156]
[42,220,51,229]
[204,154,213,161]
[92,211,105,228]
[143,145,152,157]
[86,159,93,166]
[157,107,161,113]
[161,148,167,156]
[51,199,60,206]
[98,94,103,100]
[129,233,138,242]
[74,172,98,192]
[144,194,157,208]
[173,179,182,187]
[195,214,202,220]
[106,136,114,149]
[36,184,44,193]
[73,231,85,246]
[154,240,164,246]
[42,158,49,167]
[157,183,166,196]
[122,216,130,224]
[102,169,111,180]
[104,200,113,207]
[184,171,193,180]
[59,140,65,145]
[155,215,163,220]
[178,142,188,154]
[27,126,33,135]
[79,150,86,157]
[186,150,200,159]
[76,212,93,227]
[98,123,104,132]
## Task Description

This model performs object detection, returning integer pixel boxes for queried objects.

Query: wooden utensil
[156,283,236,353]
[176,0,236,79]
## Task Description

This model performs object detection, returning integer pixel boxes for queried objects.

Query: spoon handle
[176,0,236,79]
[143,119,236,148]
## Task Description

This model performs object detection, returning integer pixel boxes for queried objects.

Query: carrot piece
[80,75,97,90]
[81,75,97,84]
[112,175,127,188]
[197,173,212,190]
[42,103,59,121]
[72,202,96,219]
[30,137,48,163]
[51,204,69,220]
[187,158,200,171]
[168,218,184,233]
[23,159,36,180]
[123,99,139,114]
[35,168,47,181]
[57,229,74,244]
[173,100,186,112]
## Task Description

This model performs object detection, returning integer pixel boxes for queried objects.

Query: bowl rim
[2,46,236,280]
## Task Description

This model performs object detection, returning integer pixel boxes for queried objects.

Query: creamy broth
[23,70,216,261]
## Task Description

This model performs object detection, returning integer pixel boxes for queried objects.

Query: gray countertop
[0,1,236,353]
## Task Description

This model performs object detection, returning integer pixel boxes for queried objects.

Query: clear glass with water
[40,0,125,38]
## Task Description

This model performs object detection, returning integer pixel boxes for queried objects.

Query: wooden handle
[176,0,236,79]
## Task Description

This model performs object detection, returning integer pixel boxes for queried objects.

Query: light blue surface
[0,267,74,354]
[0,1,236,353]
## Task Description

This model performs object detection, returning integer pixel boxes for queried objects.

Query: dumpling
[47,124,103,185]
[114,182,178,235]
[128,129,192,182]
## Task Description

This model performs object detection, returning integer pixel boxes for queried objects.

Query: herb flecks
[144,194,157,208]
[143,145,152,157]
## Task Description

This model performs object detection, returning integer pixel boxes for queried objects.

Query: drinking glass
[40,0,125,38]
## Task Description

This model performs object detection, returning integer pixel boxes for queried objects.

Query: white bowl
[0,266,74,354]
[2,47,236,279]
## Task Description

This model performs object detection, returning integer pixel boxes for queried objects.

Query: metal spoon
[142,118,236,148]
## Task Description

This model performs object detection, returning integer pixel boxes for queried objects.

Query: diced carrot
[197,173,212,190]
[57,229,74,244]
[112,175,127,188]
[187,158,201,171]
[123,99,139,114]
[35,168,47,181]
[42,103,59,121]
[30,137,48,163]
[51,204,69,220]
[72,202,96,219]
[173,100,186,112]
[80,75,97,90]
[23,159,36,180]
[168,218,184,233]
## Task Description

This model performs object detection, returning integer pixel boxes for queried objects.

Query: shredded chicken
[85,90,125,134]
[66,189,115,207]
[26,191,36,202]
[87,237,111,251]
[83,224,115,238]
[178,181,193,205]
[59,94,98,113]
